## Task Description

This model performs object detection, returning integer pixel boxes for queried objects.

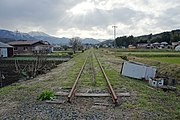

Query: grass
[0,85,17,96]
[103,48,180,82]
[92,52,107,89]
[60,51,88,88]
[50,50,82,56]
[4,56,70,60]
[62,49,106,90]
[98,48,180,119]
[37,90,54,101]
[1,48,179,119]
[119,73,179,119]
[107,48,180,58]
[149,57,180,64]
[115,52,180,57]
[111,48,177,52]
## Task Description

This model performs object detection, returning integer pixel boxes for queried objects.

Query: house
[0,42,14,57]
[175,45,180,51]
[128,45,136,49]
[53,45,64,51]
[172,41,180,48]
[137,43,148,49]
[102,44,108,48]
[152,42,160,48]
[8,40,52,54]
[160,42,169,48]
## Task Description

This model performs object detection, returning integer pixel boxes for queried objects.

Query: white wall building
[0,42,13,57]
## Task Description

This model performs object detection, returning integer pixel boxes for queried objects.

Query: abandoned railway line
[67,51,118,104]
[1,48,179,119]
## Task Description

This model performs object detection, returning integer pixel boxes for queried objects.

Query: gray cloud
[0,0,180,38]
[156,5,180,29]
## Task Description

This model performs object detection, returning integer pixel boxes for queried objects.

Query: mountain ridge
[0,29,100,45]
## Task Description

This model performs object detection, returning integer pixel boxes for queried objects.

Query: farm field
[0,48,179,119]
[149,57,180,64]
[112,51,180,57]
[115,51,180,64]
[108,48,180,64]
[3,56,71,61]
[0,52,72,87]
[105,48,180,82]
[120,51,180,55]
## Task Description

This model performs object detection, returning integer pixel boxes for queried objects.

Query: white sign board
[121,61,156,80]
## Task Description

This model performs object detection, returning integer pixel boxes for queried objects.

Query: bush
[68,52,73,55]
[61,53,68,56]
[120,55,128,61]
[37,90,54,101]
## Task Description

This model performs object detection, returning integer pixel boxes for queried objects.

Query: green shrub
[37,90,54,101]
[68,52,73,55]
[62,53,68,56]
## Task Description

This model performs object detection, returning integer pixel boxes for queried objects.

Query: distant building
[128,45,136,49]
[137,43,148,49]
[0,42,14,57]
[53,45,64,51]
[160,42,169,48]
[161,42,168,45]
[8,40,52,54]
[175,45,180,51]
[172,41,180,48]
[102,44,108,48]
[152,42,160,48]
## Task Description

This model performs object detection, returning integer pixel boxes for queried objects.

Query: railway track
[67,50,118,104]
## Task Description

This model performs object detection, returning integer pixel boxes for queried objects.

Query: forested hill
[115,29,180,47]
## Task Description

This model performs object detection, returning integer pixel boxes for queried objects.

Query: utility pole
[112,25,117,48]
[15,29,19,40]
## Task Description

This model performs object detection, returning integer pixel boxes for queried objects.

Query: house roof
[153,42,160,45]
[161,42,168,45]
[8,40,42,46]
[172,42,180,46]
[0,41,13,48]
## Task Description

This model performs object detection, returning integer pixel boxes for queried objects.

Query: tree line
[115,30,180,47]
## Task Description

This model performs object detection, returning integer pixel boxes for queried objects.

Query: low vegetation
[0,48,179,119]
[149,57,180,64]
[104,48,180,82]
[37,90,54,101]
[98,49,180,119]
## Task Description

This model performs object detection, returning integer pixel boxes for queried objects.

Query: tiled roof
[8,40,41,46]
[0,41,13,48]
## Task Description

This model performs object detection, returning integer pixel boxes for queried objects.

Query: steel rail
[67,52,89,103]
[94,53,118,104]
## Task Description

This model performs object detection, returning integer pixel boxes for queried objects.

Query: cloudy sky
[0,0,180,39]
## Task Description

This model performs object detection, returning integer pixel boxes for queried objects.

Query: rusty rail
[91,52,95,84]
[67,51,117,104]
[94,53,118,104]
[67,52,89,103]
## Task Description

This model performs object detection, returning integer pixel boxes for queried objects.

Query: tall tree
[69,37,82,53]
